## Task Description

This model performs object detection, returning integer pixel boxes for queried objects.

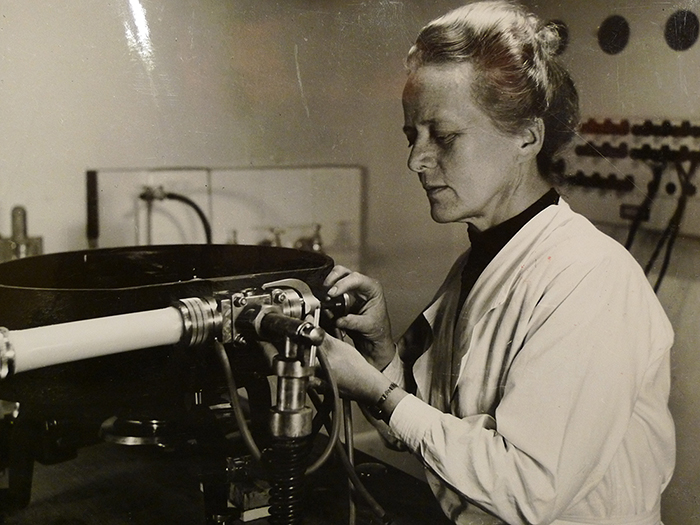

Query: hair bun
[538,22,564,57]
[539,20,568,57]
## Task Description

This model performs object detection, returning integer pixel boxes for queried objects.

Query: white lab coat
[383,200,675,525]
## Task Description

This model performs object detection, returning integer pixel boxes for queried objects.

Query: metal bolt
[271,289,287,304]
[232,294,248,308]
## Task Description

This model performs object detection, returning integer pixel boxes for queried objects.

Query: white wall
[0,0,464,330]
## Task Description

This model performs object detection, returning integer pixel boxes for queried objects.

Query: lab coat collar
[459,199,572,325]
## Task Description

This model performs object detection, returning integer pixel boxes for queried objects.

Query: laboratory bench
[0,436,451,525]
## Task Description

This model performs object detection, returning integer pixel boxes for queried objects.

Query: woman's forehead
[402,63,479,119]
[403,63,476,100]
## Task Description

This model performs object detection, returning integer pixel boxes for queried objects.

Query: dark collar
[456,188,560,317]
[467,188,560,260]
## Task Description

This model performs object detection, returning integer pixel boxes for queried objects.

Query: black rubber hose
[268,436,309,525]
[164,192,213,244]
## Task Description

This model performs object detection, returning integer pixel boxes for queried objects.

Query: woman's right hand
[323,265,395,370]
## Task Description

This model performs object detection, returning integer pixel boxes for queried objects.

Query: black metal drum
[0,244,333,420]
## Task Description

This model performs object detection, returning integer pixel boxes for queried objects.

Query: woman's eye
[435,133,457,146]
[404,131,416,148]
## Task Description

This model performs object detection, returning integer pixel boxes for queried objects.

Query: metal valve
[217,278,323,350]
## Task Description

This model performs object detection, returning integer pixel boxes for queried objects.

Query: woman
[320,1,675,524]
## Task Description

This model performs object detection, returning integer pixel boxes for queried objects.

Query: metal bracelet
[367,382,399,420]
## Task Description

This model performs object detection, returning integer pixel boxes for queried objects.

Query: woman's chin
[428,202,462,224]
[430,209,458,224]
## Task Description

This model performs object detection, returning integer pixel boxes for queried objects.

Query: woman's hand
[323,265,395,370]
[318,332,395,405]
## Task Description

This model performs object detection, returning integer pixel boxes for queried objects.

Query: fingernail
[328,286,337,296]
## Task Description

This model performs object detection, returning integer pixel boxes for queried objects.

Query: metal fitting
[271,289,287,304]
[269,357,313,438]
[0,327,15,379]
[231,293,248,308]
[269,408,313,438]
[175,297,222,347]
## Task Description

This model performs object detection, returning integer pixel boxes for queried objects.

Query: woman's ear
[519,118,545,158]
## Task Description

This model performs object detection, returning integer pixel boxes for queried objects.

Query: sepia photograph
[0,1,697,523]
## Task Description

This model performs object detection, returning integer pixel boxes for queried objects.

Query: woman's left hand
[317,331,393,405]
[323,265,395,370]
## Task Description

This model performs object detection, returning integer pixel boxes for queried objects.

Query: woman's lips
[425,185,448,198]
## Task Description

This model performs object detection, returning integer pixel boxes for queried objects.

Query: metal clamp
[218,278,324,348]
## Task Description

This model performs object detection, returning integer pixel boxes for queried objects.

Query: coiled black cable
[268,437,310,525]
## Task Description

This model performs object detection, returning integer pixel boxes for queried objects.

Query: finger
[327,272,380,300]
[323,265,353,289]
[334,312,376,334]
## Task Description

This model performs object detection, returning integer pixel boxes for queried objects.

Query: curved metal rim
[0,244,333,293]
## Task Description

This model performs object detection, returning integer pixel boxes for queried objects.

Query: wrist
[368,341,397,371]
[365,381,407,423]
[379,387,407,423]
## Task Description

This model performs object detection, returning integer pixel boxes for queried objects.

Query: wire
[649,160,696,292]
[644,215,675,276]
[213,340,262,460]
[343,398,357,525]
[307,388,393,524]
[164,192,213,244]
[313,326,391,524]
[653,198,685,293]
[305,344,342,475]
[625,162,665,250]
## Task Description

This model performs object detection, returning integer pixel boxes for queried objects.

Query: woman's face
[402,63,538,231]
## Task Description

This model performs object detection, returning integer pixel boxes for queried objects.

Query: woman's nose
[407,141,437,173]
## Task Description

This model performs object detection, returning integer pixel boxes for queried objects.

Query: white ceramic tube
[8,307,184,374]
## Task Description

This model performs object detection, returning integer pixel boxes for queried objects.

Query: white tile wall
[93,165,364,269]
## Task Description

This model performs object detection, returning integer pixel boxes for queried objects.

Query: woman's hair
[406,0,579,181]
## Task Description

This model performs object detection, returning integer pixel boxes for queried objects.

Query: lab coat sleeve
[388,254,672,525]
[359,314,433,451]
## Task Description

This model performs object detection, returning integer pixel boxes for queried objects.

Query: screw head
[232,294,248,308]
